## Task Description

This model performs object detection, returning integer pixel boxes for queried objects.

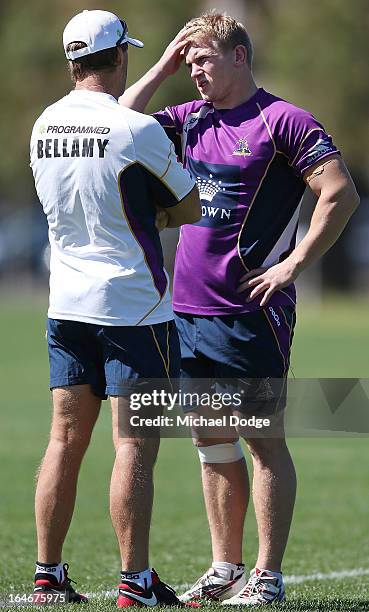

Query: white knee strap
[197,441,244,464]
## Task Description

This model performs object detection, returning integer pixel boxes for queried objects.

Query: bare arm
[119,28,193,112]
[238,155,360,306]
[288,155,359,269]
[157,186,201,229]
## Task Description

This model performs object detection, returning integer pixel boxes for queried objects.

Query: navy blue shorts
[175,307,295,378]
[47,318,180,399]
[174,307,295,413]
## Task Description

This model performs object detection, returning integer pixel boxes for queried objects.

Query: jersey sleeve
[133,114,195,208]
[274,108,340,176]
[153,103,190,133]
[152,104,190,162]
[152,101,204,162]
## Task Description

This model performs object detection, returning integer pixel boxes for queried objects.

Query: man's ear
[234,44,247,67]
[116,45,126,66]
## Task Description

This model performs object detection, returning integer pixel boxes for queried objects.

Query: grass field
[0,293,368,611]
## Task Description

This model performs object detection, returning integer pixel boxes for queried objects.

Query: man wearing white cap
[30,9,200,606]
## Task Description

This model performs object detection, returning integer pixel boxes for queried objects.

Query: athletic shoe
[33,563,88,604]
[180,566,246,603]
[222,568,285,606]
[118,568,196,608]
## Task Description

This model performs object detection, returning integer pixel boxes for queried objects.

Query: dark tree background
[1,0,368,203]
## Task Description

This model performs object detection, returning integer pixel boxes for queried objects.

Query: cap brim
[126,36,144,48]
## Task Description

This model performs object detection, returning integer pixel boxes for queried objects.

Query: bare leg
[246,437,296,571]
[110,397,160,571]
[35,385,101,563]
[196,438,249,563]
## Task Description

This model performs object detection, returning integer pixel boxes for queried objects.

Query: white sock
[212,562,245,580]
[35,562,64,583]
[121,568,152,589]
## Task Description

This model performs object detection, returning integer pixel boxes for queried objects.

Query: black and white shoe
[33,563,88,604]
[118,568,199,607]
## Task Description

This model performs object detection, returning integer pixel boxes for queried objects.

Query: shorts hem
[50,379,106,399]
[107,385,137,397]
[50,377,88,389]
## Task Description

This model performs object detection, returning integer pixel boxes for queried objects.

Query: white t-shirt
[30,89,195,326]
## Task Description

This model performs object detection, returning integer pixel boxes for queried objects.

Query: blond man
[120,12,359,605]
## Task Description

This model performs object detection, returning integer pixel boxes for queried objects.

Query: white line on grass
[284,567,369,584]
[85,588,117,599]
[85,568,369,599]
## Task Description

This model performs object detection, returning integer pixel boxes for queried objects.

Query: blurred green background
[0,297,368,610]
[1,0,368,200]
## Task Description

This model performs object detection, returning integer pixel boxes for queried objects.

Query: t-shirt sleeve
[133,115,195,208]
[153,104,188,133]
[152,105,186,161]
[275,108,340,176]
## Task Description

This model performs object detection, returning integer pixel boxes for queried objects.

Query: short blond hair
[185,12,253,67]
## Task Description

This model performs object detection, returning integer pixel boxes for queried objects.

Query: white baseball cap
[63,9,144,60]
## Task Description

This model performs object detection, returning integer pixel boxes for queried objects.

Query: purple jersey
[154,88,339,315]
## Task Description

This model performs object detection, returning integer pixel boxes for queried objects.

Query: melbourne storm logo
[232,137,252,157]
